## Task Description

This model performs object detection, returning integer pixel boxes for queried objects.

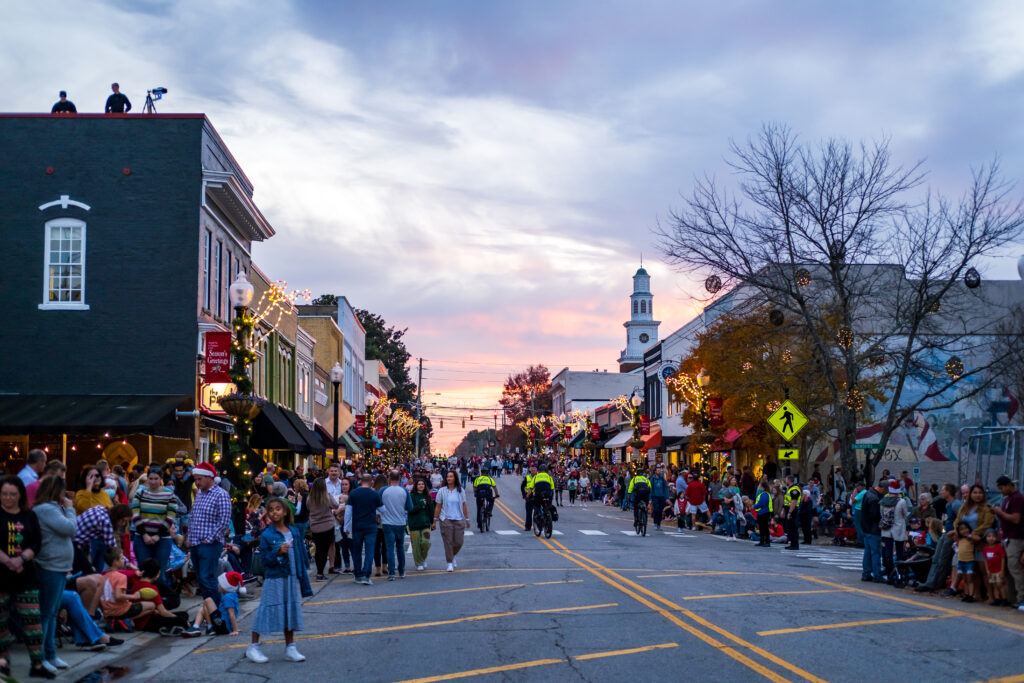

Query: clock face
[639,333,650,343]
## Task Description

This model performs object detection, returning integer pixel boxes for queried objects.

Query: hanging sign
[564,426,572,440]
[530,429,536,440]
[708,397,724,426]
[640,415,651,436]
[767,400,808,440]
[544,426,552,440]
[354,415,366,436]
[376,422,386,439]
[590,423,600,440]
[204,331,232,383]
[778,446,799,460]
[200,382,235,415]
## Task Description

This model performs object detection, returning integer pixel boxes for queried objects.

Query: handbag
[333,522,343,543]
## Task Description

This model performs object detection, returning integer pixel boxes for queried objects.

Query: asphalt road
[86,475,1024,683]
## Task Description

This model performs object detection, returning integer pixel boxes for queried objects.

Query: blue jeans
[862,533,882,580]
[61,590,104,646]
[852,509,864,546]
[382,525,406,577]
[723,512,737,537]
[350,528,376,580]
[190,542,223,607]
[37,568,67,661]
[133,535,172,583]
[89,536,106,572]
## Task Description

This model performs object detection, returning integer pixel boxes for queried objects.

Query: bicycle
[633,499,648,537]
[532,497,553,538]
[477,497,494,532]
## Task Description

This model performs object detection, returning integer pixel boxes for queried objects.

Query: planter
[628,437,645,450]
[219,395,262,419]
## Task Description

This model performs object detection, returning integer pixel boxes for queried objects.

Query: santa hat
[218,571,246,595]
[193,463,217,479]
[888,480,902,495]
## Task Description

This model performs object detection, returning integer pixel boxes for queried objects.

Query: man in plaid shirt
[73,504,132,572]
[188,462,232,606]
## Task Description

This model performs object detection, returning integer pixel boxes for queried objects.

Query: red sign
[564,426,572,440]
[376,422,386,439]
[708,397,724,426]
[355,415,366,436]
[590,423,599,440]
[640,415,651,436]
[530,429,536,440]
[204,331,232,384]
[544,426,552,440]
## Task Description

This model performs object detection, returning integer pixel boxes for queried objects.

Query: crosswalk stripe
[621,530,638,535]
[552,530,564,536]
[579,530,607,536]
[464,531,474,536]
[495,530,520,535]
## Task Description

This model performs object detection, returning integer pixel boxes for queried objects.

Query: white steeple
[618,264,661,372]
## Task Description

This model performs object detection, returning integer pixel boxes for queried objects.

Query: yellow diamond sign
[767,399,808,441]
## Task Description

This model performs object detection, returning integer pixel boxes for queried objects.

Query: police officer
[473,471,498,532]
[754,480,774,546]
[627,469,652,532]
[783,474,802,550]
[521,464,538,531]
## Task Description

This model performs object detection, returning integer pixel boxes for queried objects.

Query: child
[183,572,244,637]
[982,529,1007,606]
[246,497,312,664]
[100,547,158,627]
[956,521,976,603]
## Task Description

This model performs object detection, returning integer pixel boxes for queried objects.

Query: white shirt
[436,487,466,521]
[430,472,443,490]
[17,465,38,487]
[326,478,343,499]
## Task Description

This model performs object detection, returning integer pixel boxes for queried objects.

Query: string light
[782,349,792,364]
[836,328,854,349]
[795,269,811,287]
[945,356,964,379]
[741,361,752,372]
[846,387,864,411]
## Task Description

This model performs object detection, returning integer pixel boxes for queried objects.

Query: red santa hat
[193,462,218,479]
[218,571,246,595]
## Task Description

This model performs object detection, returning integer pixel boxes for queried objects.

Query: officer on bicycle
[522,464,538,531]
[527,464,557,527]
[473,471,499,532]
[628,469,652,533]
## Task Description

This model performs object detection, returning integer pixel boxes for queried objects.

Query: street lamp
[330,362,343,464]
[223,271,257,481]
[697,369,714,445]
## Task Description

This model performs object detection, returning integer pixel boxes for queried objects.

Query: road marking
[552,530,564,535]
[636,571,766,578]
[974,675,1024,683]
[681,589,851,601]
[579,529,607,535]
[194,602,617,654]
[464,530,474,536]
[491,498,823,683]
[757,614,957,636]
[621,530,639,535]
[494,530,520,535]
[393,642,677,683]
[306,580,584,605]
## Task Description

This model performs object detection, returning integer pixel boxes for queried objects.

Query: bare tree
[657,123,1024,480]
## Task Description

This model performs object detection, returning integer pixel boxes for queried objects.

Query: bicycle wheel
[484,510,491,532]
[545,518,553,538]
[640,508,647,537]
[533,513,543,537]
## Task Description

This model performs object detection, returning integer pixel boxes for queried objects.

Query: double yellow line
[492,499,825,683]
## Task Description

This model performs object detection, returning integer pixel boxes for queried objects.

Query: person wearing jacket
[860,479,885,582]
[880,480,911,586]
[650,468,670,531]
[33,476,77,675]
[754,481,774,547]
[408,478,433,571]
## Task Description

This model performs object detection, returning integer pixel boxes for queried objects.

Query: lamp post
[330,362,343,464]
[225,271,256,481]
[696,369,714,446]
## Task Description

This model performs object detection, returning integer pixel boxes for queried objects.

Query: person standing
[130,465,177,583]
[50,91,77,114]
[782,475,802,550]
[991,475,1024,609]
[380,470,410,580]
[433,471,469,572]
[860,479,886,582]
[17,449,46,489]
[187,463,231,608]
[522,464,538,531]
[246,497,312,664]
[105,83,131,113]
[408,478,433,571]
[850,483,866,548]
[306,478,339,581]
[348,475,383,585]
[650,467,669,531]
[754,480,773,546]
[32,475,77,675]
[879,480,910,586]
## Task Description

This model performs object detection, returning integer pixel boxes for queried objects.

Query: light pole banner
[355,414,366,436]
[204,331,232,383]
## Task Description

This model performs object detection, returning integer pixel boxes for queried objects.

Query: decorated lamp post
[330,362,343,464]
[219,272,263,482]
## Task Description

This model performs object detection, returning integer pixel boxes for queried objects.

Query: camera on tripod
[143,87,168,114]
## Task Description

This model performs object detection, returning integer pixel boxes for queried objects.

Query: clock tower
[618,266,660,372]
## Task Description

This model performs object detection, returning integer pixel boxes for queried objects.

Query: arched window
[633,300,638,314]
[648,300,653,316]
[640,300,647,314]
[40,217,89,309]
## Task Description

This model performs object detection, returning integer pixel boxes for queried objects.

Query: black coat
[861,488,882,535]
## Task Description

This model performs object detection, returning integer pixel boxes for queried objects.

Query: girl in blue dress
[246,497,313,664]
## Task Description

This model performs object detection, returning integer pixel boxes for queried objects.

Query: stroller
[832,526,857,546]
[895,544,935,585]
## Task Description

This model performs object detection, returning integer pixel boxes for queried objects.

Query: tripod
[143,90,161,114]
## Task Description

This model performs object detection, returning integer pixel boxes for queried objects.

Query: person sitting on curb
[183,571,244,637]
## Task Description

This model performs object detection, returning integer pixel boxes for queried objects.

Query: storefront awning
[251,404,307,452]
[710,424,753,451]
[279,408,325,455]
[568,430,586,448]
[641,427,661,451]
[603,430,633,449]
[341,429,362,454]
[660,435,688,451]
[0,394,188,435]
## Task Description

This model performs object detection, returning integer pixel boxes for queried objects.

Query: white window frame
[39,217,89,310]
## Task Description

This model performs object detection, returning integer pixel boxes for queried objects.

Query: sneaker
[40,662,59,675]
[360,578,373,585]
[342,566,353,574]
[158,625,185,637]
[50,657,69,670]
[104,637,124,647]
[285,644,306,662]
[399,571,406,579]
[961,595,975,603]
[181,625,203,638]
[29,665,56,679]
[416,565,425,571]
[79,641,107,651]
[1018,604,1024,612]
[941,588,959,597]
[314,574,326,581]
[387,575,396,581]
[246,644,269,664]
[452,558,458,568]
[446,563,454,572]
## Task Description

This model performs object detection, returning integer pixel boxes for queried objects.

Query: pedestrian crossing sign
[767,399,808,440]
[778,447,799,460]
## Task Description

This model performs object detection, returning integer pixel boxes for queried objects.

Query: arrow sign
[778,447,799,460]
[767,400,808,440]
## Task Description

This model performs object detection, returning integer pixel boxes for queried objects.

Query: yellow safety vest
[756,490,773,514]
[784,485,801,507]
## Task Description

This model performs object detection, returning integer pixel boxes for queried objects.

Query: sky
[4,1,1024,449]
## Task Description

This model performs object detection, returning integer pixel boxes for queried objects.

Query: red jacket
[685,480,707,505]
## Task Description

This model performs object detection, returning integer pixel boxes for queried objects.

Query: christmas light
[846,387,864,411]
[836,328,854,349]
[945,356,964,379]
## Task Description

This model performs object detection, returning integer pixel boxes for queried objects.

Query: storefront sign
[590,423,600,440]
[204,331,232,383]
[200,382,236,415]
[640,415,651,436]
[355,414,366,436]
[708,397,724,427]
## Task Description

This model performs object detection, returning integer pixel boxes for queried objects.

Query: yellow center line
[682,589,852,601]
[194,603,617,654]
[974,674,1024,683]
[757,614,958,636]
[306,579,583,605]
[799,575,1024,634]
[393,642,678,683]
[492,498,819,683]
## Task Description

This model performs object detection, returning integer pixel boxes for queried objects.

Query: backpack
[879,496,898,531]
[633,479,651,496]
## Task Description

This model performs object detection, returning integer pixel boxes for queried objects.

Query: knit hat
[888,480,901,494]
[217,571,246,595]
[193,462,217,479]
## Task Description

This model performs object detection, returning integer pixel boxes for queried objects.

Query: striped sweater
[131,486,178,536]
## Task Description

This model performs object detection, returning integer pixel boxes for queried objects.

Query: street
[72,475,1024,683]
